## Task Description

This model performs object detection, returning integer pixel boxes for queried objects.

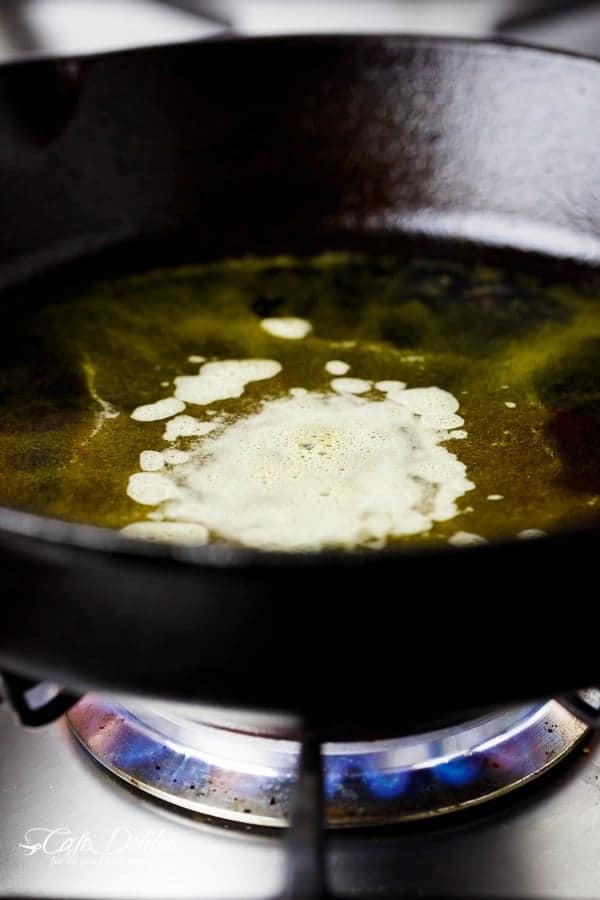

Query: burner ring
[68,698,587,828]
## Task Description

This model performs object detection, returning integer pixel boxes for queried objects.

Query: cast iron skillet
[0,34,599,736]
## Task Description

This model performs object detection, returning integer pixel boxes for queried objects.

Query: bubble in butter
[260,317,312,340]
[174,359,281,405]
[131,397,185,422]
[121,520,209,545]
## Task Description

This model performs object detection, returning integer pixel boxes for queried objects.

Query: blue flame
[325,754,410,799]
[362,764,410,799]
[324,755,353,798]
[436,755,479,786]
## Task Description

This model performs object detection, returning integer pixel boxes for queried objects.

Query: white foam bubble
[390,387,464,430]
[163,415,218,442]
[139,450,165,472]
[505,401,516,409]
[145,389,473,551]
[330,377,371,395]
[174,359,281,406]
[121,520,208,545]
[517,528,547,539]
[127,472,180,505]
[487,494,503,501]
[325,360,350,376]
[188,355,206,364]
[448,531,487,547]
[260,318,312,339]
[131,397,185,422]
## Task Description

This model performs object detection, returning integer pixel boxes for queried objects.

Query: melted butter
[2,252,600,547]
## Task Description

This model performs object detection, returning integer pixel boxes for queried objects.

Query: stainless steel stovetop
[1,703,600,898]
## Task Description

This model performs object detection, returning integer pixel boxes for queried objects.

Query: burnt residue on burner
[67,698,588,828]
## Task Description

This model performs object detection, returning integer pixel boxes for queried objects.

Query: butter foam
[131,397,185,421]
[124,313,473,550]
[129,385,472,551]
[174,359,281,406]
[260,318,312,339]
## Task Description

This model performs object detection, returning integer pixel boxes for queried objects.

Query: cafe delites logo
[19,826,176,865]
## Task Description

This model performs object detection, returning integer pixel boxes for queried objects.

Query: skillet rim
[1,30,600,72]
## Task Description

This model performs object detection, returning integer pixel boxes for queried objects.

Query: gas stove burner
[68,698,587,828]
